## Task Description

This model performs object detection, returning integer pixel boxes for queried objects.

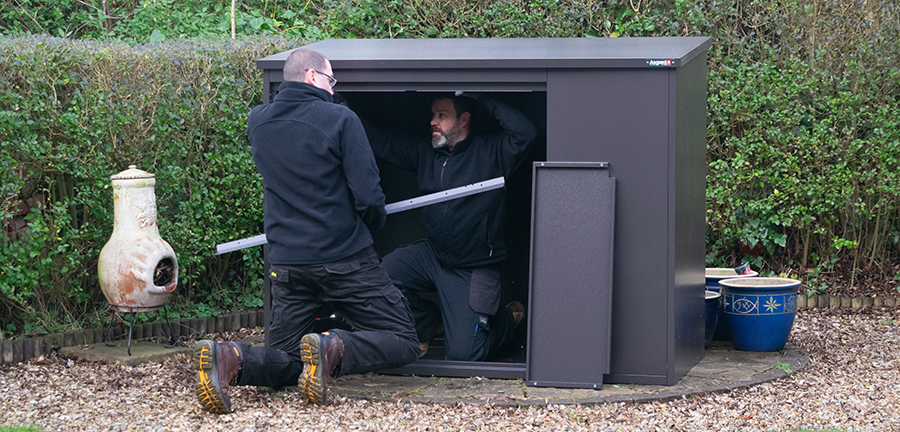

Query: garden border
[0,295,897,366]
[0,310,263,366]
[796,293,900,310]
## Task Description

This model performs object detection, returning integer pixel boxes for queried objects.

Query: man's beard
[431,124,462,149]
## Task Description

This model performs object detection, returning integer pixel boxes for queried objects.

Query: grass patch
[767,430,847,432]
[774,362,794,375]
[0,426,51,432]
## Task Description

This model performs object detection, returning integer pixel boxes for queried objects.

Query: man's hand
[454,90,481,100]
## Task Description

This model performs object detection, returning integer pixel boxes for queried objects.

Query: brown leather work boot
[298,331,343,405]
[418,322,445,358]
[193,340,243,414]
[506,300,526,328]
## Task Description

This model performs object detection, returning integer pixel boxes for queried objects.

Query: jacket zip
[484,214,493,257]
[440,156,450,188]
[438,155,451,247]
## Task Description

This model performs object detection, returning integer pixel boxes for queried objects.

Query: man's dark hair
[283,48,329,82]
[451,96,476,120]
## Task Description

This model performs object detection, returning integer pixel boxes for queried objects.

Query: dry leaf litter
[2,308,899,432]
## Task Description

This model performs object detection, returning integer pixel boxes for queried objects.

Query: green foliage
[1,0,593,40]
[0,35,301,338]
[774,361,794,375]
[0,426,51,432]
[111,0,326,41]
[703,0,900,289]
[123,300,222,324]
[1,1,325,41]
[0,0,99,37]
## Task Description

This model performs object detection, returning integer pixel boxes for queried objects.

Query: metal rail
[215,176,505,255]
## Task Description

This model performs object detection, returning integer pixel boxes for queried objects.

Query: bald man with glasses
[192,48,419,413]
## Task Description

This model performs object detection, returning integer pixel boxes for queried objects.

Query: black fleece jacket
[363,97,537,268]
[248,82,386,264]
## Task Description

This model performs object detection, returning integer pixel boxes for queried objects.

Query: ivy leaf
[149,29,166,42]
[774,233,787,248]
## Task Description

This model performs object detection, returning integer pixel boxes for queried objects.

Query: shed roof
[257,37,712,70]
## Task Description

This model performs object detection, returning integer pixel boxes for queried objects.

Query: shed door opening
[344,90,547,375]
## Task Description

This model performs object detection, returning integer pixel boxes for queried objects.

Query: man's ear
[459,111,471,128]
[303,68,317,86]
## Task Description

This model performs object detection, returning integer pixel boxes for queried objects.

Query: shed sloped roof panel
[257,37,712,70]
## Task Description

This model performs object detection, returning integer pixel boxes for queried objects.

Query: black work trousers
[235,246,420,388]
[382,241,517,362]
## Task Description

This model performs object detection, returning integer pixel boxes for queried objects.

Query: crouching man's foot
[419,322,445,358]
[193,340,243,414]
[506,301,526,327]
[298,331,343,405]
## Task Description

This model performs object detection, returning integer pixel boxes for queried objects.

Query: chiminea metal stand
[103,305,178,356]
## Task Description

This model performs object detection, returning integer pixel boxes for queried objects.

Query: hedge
[1,36,302,337]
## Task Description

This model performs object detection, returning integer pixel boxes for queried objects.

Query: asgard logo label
[646,59,674,67]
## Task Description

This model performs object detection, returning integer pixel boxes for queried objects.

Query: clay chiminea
[98,165,178,312]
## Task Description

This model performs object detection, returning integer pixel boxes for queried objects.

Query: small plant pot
[719,277,799,351]
[705,268,759,341]
[704,290,721,349]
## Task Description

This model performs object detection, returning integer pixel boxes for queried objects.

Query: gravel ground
[1,309,899,432]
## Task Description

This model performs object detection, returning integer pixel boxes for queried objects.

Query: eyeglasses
[308,69,337,88]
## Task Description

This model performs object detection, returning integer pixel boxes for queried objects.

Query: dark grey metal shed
[255,37,711,386]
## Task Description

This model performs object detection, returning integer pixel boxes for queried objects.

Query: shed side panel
[547,69,671,383]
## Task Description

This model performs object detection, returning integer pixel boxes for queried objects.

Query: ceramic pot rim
[705,267,760,279]
[705,290,721,300]
[719,277,801,289]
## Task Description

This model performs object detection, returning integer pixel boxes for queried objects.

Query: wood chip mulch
[2,308,899,431]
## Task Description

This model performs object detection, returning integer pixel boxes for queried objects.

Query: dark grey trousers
[382,241,517,362]
[235,246,420,387]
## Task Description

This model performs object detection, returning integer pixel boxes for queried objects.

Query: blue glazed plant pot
[704,290,721,349]
[719,277,800,351]
[705,268,759,342]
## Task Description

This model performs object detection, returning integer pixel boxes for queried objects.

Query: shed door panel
[526,163,615,389]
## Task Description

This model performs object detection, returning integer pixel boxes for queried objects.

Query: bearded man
[359,93,537,362]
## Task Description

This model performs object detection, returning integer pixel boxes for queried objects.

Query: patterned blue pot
[720,277,799,351]
[705,268,759,341]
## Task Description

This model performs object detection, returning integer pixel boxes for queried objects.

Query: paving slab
[329,341,809,406]
[59,341,192,366]
[62,334,806,406]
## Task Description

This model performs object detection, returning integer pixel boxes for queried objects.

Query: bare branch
[13,0,45,33]
[73,0,101,11]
